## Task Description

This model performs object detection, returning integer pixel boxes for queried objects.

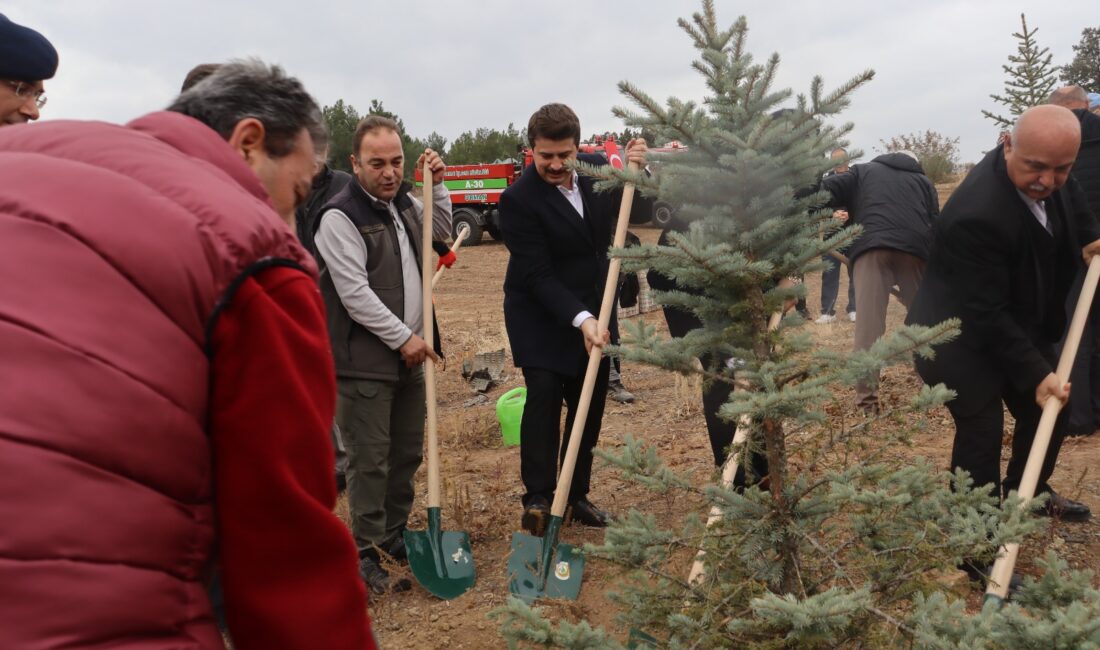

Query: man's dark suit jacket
[500,153,651,377]
[906,145,1100,407]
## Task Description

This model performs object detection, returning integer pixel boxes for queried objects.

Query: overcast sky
[7,1,1095,164]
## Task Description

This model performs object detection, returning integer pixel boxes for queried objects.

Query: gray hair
[168,58,326,158]
[1047,85,1088,108]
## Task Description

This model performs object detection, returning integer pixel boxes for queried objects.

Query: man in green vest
[314,115,452,594]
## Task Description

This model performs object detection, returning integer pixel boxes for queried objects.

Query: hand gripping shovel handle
[550,162,640,519]
[985,255,1100,603]
[422,162,441,509]
[431,225,470,289]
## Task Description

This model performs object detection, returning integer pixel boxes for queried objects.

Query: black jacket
[295,165,353,260]
[821,152,939,263]
[500,154,652,376]
[906,145,1100,399]
[1072,108,1100,219]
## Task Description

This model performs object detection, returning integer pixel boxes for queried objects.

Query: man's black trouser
[520,358,610,507]
[915,345,1068,499]
[662,303,770,485]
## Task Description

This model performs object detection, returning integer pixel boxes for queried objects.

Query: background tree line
[321,19,1096,187]
[322,99,526,180]
[321,100,672,182]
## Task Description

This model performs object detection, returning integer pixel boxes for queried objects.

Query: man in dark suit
[1048,86,1100,438]
[908,106,1100,531]
[499,103,650,535]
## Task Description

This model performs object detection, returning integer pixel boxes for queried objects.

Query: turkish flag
[603,139,625,170]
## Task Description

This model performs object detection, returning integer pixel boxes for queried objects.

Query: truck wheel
[653,201,675,227]
[453,209,482,246]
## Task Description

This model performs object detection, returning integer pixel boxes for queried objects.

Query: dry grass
[442,408,501,451]
[673,358,704,418]
[445,458,516,545]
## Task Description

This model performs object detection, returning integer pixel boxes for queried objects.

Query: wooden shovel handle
[986,255,1100,600]
[687,381,752,585]
[688,313,782,584]
[431,224,470,289]
[550,163,640,518]
[422,162,441,509]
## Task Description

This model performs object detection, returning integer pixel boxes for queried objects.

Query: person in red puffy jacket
[0,59,375,649]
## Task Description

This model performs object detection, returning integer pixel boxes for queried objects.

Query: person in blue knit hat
[0,13,58,126]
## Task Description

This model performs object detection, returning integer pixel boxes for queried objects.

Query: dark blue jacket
[821,152,939,263]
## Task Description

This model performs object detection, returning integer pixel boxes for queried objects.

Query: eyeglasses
[3,80,47,109]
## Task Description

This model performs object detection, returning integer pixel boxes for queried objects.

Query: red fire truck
[415,162,517,245]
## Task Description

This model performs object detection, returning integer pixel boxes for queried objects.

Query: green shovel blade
[404,507,476,600]
[982,593,1005,608]
[626,628,660,648]
[507,516,584,603]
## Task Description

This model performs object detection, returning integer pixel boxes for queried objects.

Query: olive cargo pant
[336,366,425,558]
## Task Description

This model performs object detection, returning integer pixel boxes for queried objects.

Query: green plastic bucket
[496,387,526,447]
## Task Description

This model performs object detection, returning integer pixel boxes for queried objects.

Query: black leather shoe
[381,532,407,562]
[959,561,1023,599]
[1034,490,1092,522]
[522,496,550,536]
[359,556,412,595]
[567,498,611,528]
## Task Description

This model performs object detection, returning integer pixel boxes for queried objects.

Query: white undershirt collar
[557,172,584,218]
[1016,189,1050,234]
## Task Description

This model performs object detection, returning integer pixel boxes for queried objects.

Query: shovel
[508,155,641,603]
[431,223,471,289]
[686,313,782,585]
[627,310,786,647]
[404,161,476,600]
[625,383,758,648]
[985,255,1100,605]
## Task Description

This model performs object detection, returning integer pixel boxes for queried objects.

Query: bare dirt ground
[345,189,1100,648]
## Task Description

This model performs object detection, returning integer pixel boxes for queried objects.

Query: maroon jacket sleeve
[208,265,375,650]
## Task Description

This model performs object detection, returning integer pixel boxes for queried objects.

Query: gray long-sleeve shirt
[315,182,452,350]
